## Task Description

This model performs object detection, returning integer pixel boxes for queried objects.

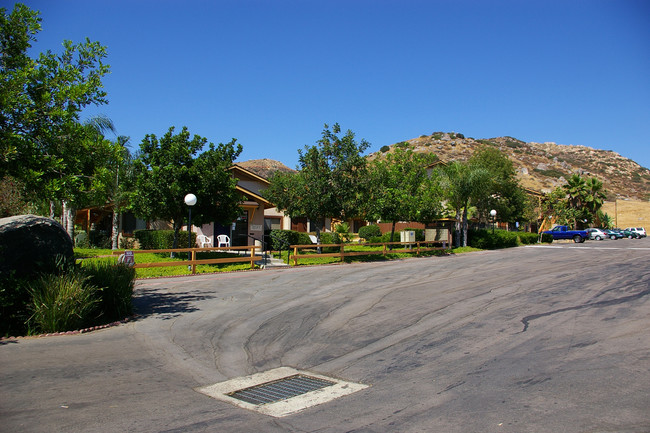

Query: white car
[625,227,646,238]
[586,228,608,240]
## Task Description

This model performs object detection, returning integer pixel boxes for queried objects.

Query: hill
[370,132,650,201]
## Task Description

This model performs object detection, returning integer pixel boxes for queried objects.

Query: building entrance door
[232,211,249,246]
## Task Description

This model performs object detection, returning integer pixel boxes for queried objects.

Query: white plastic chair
[197,234,212,248]
[216,234,231,248]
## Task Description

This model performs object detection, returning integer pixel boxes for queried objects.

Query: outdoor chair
[217,234,231,248]
[197,234,212,248]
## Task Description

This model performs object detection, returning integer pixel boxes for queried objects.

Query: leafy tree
[0,4,110,203]
[130,126,242,251]
[264,123,370,245]
[440,161,491,247]
[365,149,442,246]
[469,147,528,225]
[584,177,606,223]
[559,173,606,227]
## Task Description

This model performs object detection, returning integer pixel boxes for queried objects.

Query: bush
[380,145,390,153]
[134,230,197,249]
[27,270,100,333]
[358,224,381,241]
[269,229,300,250]
[541,233,553,243]
[75,231,90,248]
[0,273,31,336]
[518,232,540,245]
[89,230,111,249]
[82,259,135,322]
[467,229,519,249]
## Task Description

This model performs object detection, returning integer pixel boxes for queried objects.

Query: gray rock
[0,215,74,278]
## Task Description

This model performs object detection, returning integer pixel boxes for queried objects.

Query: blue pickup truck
[542,225,588,243]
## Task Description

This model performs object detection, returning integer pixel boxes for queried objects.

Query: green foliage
[0,272,31,336]
[88,230,111,249]
[75,231,90,248]
[467,229,519,249]
[380,145,390,153]
[264,123,370,242]
[134,230,197,250]
[358,224,381,240]
[540,233,554,243]
[334,222,351,243]
[130,126,242,248]
[517,232,540,245]
[82,259,135,322]
[365,148,442,235]
[269,229,300,250]
[27,271,100,333]
[0,176,31,217]
[432,132,443,140]
[395,141,410,148]
[1,4,111,203]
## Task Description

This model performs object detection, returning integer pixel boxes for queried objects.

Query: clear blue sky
[14,0,650,170]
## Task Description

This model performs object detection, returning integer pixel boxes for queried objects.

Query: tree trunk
[462,205,469,247]
[49,201,55,219]
[111,211,119,250]
[454,207,462,248]
[390,221,397,250]
[62,200,75,243]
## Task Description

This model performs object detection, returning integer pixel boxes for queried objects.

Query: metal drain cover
[196,367,369,417]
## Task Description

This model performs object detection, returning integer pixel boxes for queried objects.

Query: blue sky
[14,0,650,170]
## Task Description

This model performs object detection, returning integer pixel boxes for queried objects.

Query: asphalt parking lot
[2,238,649,432]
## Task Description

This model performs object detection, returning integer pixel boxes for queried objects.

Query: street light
[490,209,497,233]
[184,194,197,264]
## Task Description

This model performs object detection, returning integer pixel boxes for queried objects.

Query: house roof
[235,184,274,209]
[228,164,271,185]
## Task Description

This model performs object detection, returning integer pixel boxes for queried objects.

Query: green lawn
[75,249,257,278]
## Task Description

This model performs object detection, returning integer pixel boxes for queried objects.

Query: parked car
[604,229,623,240]
[586,228,608,240]
[624,227,647,238]
[613,228,640,239]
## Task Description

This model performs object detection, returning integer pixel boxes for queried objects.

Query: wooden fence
[111,246,259,274]
[289,240,449,266]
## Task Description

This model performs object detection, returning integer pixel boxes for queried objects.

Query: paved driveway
[2,239,650,432]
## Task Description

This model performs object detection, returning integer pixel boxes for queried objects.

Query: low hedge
[134,230,197,250]
[358,224,381,241]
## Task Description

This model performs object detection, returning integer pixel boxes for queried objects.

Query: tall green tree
[0,3,110,203]
[469,147,528,225]
[440,161,491,247]
[264,123,370,244]
[365,149,442,245]
[130,126,243,251]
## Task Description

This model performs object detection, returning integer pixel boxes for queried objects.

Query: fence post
[293,246,298,266]
[250,245,256,268]
[340,244,345,262]
[191,249,196,274]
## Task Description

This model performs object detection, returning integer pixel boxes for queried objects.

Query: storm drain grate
[197,367,369,417]
[227,374,335,405]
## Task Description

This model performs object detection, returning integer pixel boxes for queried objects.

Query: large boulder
[0,215,74,278]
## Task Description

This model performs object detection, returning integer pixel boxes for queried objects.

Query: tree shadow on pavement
[132,287,216,320]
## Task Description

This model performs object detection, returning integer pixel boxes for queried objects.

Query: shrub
[89,230,111,249]
[358,224,381,241]
[75,231,90,248]
[0,273,31,336]
[432,132,443,140]
[334,223,351,243]
[467,229,519,249]
[517,232,539,245]
[269,229,300,250]
[541,233,554,243]
[27,270,100,333]
[380,145,390,153]
[82,259,135,322]
[134,230,197,249]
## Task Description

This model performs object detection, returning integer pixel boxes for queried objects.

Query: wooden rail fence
[289,240,449,266]
[111,246,259,274]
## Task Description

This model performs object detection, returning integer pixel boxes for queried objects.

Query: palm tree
[441,162,491,247]
[584,177,606,223]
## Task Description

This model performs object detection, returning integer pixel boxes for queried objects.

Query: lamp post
[490,209,497,234]
[184,194,197,264]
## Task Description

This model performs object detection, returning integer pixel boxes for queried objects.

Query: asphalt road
[2,238,650,432]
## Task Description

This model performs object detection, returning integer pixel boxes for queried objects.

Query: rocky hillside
[371,132,650,200]
[236,158,296,179]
